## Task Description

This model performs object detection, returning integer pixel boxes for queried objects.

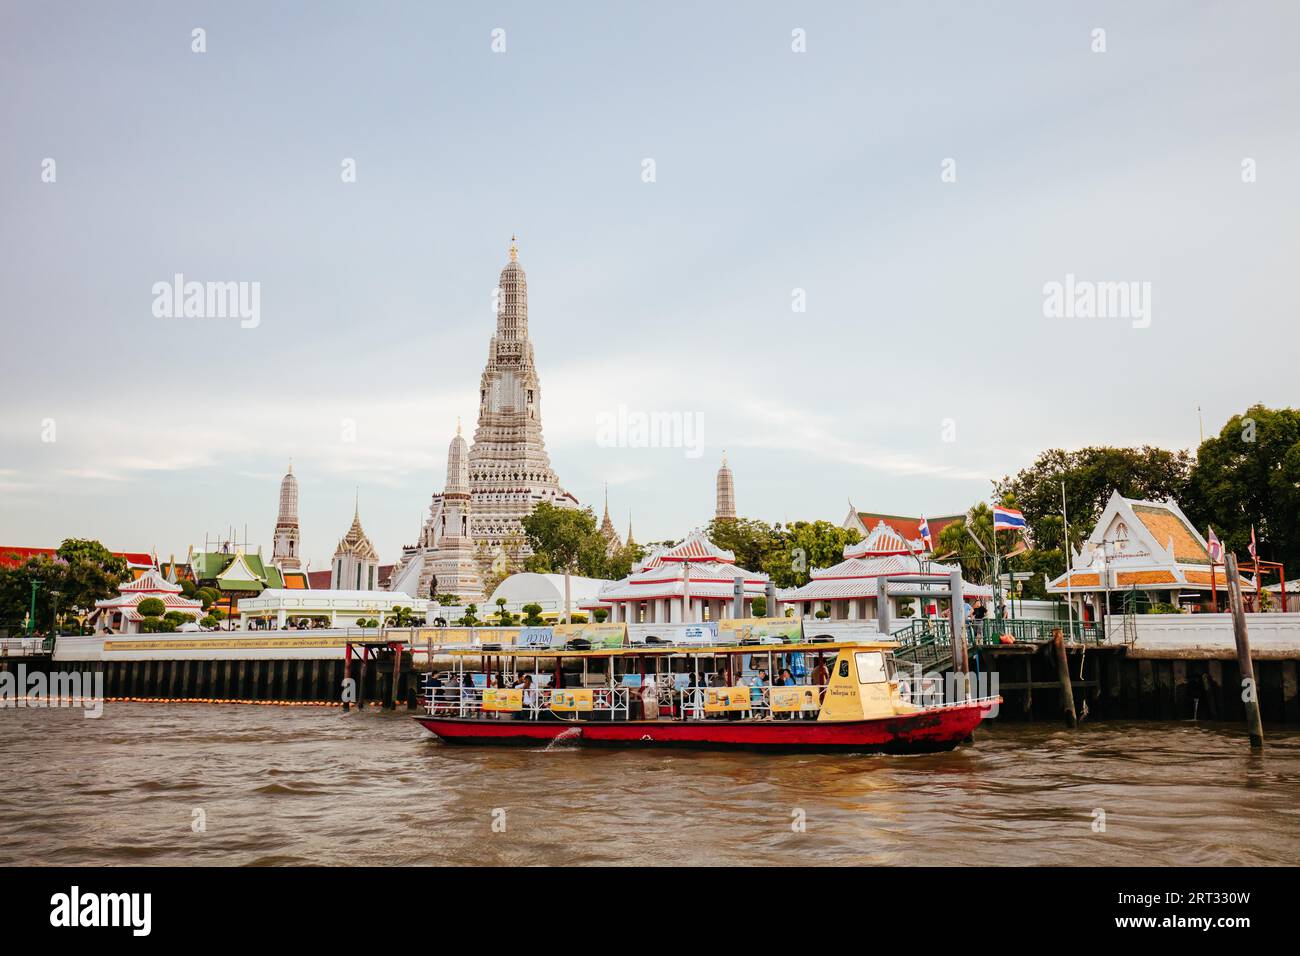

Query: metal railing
[891,617,1104,647]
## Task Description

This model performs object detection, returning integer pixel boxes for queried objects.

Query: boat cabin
[423,641,928,723]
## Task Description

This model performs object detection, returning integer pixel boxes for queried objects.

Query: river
[1,704,1296,866]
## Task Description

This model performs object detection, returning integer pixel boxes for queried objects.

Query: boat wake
[541,727,584,751]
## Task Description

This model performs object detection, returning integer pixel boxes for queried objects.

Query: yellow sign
[548,688,594,712]
[553,622,626,648]
[481,688,523,711]
[770,686,820,713]
[703,687,753,712]
[718,617,803,644]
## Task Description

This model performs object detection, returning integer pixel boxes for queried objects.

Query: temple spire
[509,234,518,262]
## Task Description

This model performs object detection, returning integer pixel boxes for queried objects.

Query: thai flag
[992,506,1027,532]
[918,516,933,550]
[1206,526,1223,563]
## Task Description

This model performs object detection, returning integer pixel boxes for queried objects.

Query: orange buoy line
[102,697,341,707]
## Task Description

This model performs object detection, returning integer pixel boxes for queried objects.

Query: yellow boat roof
[436,640,898,659]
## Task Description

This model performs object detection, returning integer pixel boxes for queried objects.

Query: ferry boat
[413,640,999,753]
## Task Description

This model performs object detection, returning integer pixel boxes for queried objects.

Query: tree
[493,598,515,626]
[1185,405,1300,574]
[521,502,613,578]
[750,595,767,618]
[200,614,219,629]
[592,608,608,623]
[996,446,1193,552]
[705,517,782,575]
[761,521,862,588]
[520,603,545,626]
[456,604,480,626]
[54,539,130,617]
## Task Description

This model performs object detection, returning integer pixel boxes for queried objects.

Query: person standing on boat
[811,656,830,705]
[641,674,659,720]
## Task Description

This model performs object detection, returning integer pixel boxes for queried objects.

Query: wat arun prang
[388,239,578,602]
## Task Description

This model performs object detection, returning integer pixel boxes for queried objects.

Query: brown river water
[1,703,1297,866]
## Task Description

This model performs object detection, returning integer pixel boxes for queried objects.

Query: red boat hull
[413,700,997,753]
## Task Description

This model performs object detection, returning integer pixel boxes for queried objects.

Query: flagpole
[1062,481,1075,641]
[992,504,1001,621]
[1253,525,1260,613]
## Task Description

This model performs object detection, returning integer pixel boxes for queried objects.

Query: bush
[521,603,545,626]
[750,596,767,618]
[136,597,165,617]
[570,613,588,624]
[592,608,608,623]
[200,615,219,628]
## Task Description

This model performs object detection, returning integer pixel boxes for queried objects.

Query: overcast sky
[2,1,1297,572]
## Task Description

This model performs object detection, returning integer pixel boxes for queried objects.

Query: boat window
[854,651,888,684]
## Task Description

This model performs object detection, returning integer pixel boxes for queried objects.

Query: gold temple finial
[509,234,518,262]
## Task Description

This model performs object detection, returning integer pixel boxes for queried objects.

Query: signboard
[517,627,555,647]
[553,622,626,648]
[481,688,523,711]
[548,688,594,712]
[717,617,803,644]
[770,685,820,713]
[703,687,752,712]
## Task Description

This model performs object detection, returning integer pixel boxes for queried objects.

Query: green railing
[890,617,1104,647]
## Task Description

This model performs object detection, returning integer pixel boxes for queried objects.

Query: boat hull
[413,700,997,753]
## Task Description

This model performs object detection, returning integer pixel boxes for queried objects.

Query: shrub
[136,597,165,617]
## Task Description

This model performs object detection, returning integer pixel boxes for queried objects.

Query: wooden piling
[1226,554,1265,749]
[1051,628,1077,728]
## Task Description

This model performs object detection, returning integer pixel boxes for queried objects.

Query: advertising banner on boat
[517,627,555,647]
[703,687,752,712]
[717,617,803,644]
[547,688,594,711]
[553,622,626,648]
[770,685,820,713]
[481,688,523,711]
[627,622,718,645]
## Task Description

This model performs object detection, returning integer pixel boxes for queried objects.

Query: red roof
[306,570,333,589]
[855,513,963,542]
[0,546,154,570]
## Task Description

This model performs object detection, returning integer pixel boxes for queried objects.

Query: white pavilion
[778,520,992,623]
[90,568,204,634]
[590,531,770,623]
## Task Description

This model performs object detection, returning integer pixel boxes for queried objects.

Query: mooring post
[389,643,401,710]
[1051,627,1077,728]
[342,641,353,711]
[358,647,368,711]
[948,569,969,700]
[1226,554,1265,749]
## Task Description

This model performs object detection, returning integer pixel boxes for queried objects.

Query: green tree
[750,595,767,618]
[705,517,782,574]
[521,502,610,578]
[520,603,545,626]
[761,521,862,588]
[592,608,608,623]
[995,446,1193,551]
[1185,405,1300,574]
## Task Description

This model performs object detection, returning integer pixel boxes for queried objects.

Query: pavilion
[778,520,993,623]
[89,568,204,634]
[236,589,427,630]
[592,531,770,624]
[1045,491,1257,618]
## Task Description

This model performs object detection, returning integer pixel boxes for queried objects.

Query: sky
[1,1,1298,572]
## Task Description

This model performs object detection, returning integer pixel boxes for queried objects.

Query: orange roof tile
[1131,505,1208,564]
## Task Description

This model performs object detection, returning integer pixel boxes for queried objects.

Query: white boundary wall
[1105,612,1300,658]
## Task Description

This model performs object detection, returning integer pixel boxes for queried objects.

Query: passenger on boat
[810,656,830,703]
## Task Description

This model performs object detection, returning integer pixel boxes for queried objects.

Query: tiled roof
[1131,504,1208,565]
[855,513,963,542]
[657,532,735,563]
[0,546,154,570]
